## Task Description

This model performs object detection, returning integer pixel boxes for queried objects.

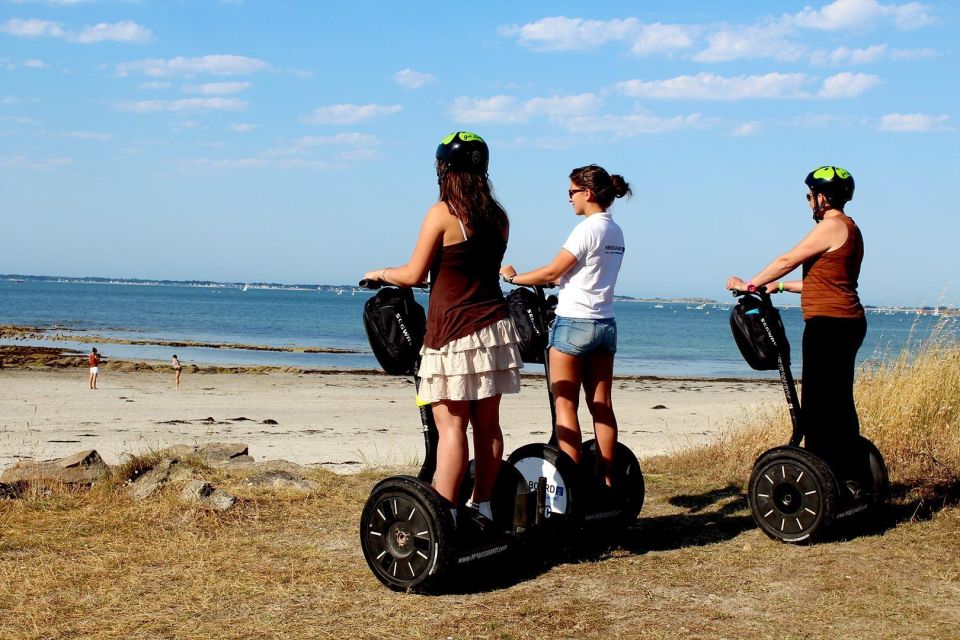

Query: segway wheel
[859,437,890,501]
[580,439,645,528]
[749,447,837,544]
[507,443,580,521]
[458,459,530,530]
[359,476,455,591]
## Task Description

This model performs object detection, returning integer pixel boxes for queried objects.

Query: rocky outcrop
[0,450,110,485]
[244,470,317,492]
[180,480,236,511]
[127,458,194,501]
[164,442,254,465]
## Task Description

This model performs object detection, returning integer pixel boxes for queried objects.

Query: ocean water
[0,280,952,378]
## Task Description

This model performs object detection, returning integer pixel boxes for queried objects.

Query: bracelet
[381,268,388,282]
[746,281,757,293]
[507,275,515,284]
[777,281,785,293]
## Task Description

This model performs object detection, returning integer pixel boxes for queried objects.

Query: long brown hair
[437,159,509,234]
[570,164,632,210]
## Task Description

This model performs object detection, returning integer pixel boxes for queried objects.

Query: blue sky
[0,0,956,306]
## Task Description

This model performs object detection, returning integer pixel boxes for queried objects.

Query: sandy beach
[0,366,780,472]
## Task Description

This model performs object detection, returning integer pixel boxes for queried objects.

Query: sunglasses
[568,188,587,198]
[805,193,814,201]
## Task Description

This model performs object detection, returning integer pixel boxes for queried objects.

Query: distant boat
[242,284,249,292]
[654,304,664,309]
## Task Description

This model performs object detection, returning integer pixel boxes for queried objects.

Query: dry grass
[2,331,960,639]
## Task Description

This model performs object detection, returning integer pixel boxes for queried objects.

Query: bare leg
[550,348,584,464]
[89,371,94,389]
[92,372,98,390]
[469,395,503,503]
[582,352,617,487]
[431,400,470,504]
[175,370,181,390]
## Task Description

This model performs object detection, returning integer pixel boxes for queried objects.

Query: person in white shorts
[501,164,631,492]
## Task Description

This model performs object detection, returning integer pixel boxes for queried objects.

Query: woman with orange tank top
[726,166,870,495]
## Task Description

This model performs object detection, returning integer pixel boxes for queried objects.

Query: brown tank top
[801,213,865,320]
[424,224,509,349]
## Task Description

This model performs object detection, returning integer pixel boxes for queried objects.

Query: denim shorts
[548,317,617,357]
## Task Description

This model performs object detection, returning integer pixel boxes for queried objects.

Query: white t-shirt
[555,212,625,319]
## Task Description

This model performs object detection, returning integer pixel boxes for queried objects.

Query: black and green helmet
[805,166,855,205]
[436,131,488,175]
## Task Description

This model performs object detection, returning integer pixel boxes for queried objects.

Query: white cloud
[1,154,74,170]
[184,157,340,170]
[791,0,935,31]
[499,16,694,55]
[117,55,269,78]
[817,72,881,98]
[878,113,951,132]
[617,72,812,100]
[117,98,248,113]
[394,68,434,89]
[182,81,251,95]
[266,133,380,157]
[449,94,601,124]
[0,18,66,38]
[1,57,49,70]
[139,81,172,90]
[22,58,48,68]
[301,103,401,125]
[732,122,764,136]
[562,112,707,136]
[61,130,112,140]
[695,24,804,63]
[228,123,257,133]
[0,18,151,43]
[888,47,937,60]
[72,21,151,44]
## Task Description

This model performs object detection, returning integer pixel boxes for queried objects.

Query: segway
[504,283,645,534]
[730,287,888,543]
[357,280,545,592]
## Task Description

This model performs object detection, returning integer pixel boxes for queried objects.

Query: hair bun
[610,174,632,199]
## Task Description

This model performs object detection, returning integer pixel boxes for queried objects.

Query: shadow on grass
[416,479,960,595]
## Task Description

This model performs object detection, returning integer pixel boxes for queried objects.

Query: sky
[0,0,957,307]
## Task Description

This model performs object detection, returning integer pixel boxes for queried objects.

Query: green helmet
[805,166,854,206]
[436,131,489,175]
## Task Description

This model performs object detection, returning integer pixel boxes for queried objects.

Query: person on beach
[500,164,631,493]
[363,131,522,525]
[725,166,870,495]
[172,354,182,390]
[88,347,101,390]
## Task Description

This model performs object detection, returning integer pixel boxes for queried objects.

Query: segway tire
[749,447,837,544]
[859,437,890,501]
[580,439,645,529]
[360,475,455,591]
[507,443,580,522]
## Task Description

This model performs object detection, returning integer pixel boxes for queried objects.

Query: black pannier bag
[363,287,426,376]
[506,287,555,364]
[729,294,790,371]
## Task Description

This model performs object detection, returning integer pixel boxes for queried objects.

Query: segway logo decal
[457,544,509,564]
[527,480,563,497]
[395,313,412,345]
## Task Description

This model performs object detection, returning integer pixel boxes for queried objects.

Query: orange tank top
[801,213,864,320]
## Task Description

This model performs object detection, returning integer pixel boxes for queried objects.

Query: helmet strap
[812,193,829,223]
[436,165,448,188]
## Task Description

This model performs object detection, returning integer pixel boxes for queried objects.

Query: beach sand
[0,367,781,473]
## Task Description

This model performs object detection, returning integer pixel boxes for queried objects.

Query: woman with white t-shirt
[500,164,631,489]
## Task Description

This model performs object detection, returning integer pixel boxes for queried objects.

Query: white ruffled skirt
[417,317,523,402]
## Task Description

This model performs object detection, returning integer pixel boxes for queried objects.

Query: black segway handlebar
[358,278,430,291]
[730,285,769,297]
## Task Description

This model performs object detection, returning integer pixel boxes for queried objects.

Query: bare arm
[363,203,446,286]
[501,249,578,286]
[727,219,845,292]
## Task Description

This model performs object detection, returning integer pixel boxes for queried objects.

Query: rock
[245,470,317,492]
[0,449,110,485]
[180,480,236,511]
[163,442,253,465]
[651,404,668,410]
[127,458,193,501]
[261,419,279,425]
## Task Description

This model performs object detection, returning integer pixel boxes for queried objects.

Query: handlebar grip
[358,279,382,290]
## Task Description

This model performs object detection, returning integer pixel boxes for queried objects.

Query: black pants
[800,315,868,482]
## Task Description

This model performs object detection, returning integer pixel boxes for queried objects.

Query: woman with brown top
[363,132,522,523]
[726,166,869,492]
